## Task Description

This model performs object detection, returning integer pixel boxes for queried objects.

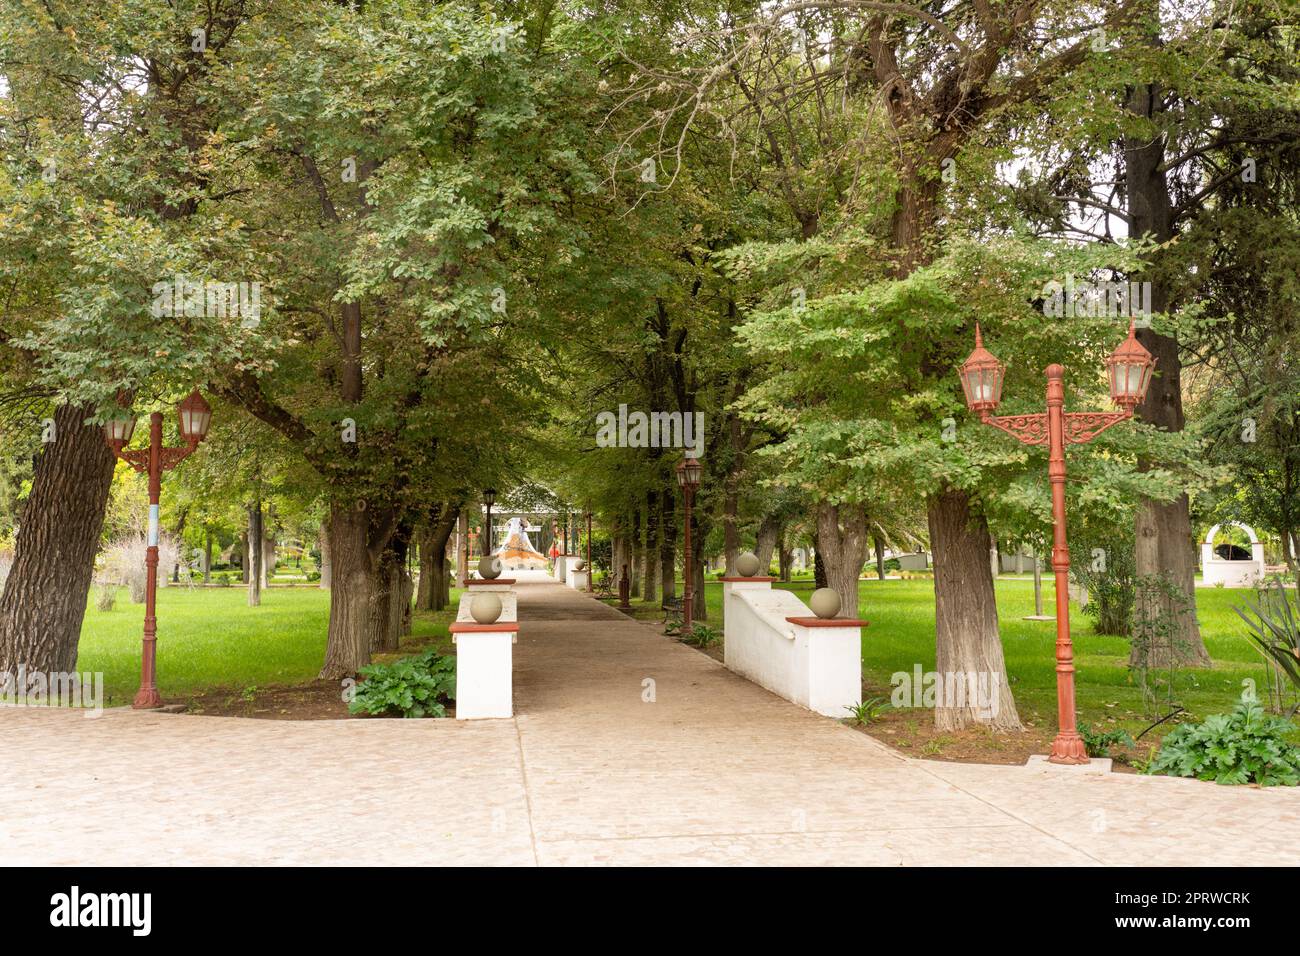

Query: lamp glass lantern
[676,455,702,490]
[483,487,496,508]
[958,324,1005,413]
[1105,322,1157,409]
[177,389,213,445]
[103,414,137,447]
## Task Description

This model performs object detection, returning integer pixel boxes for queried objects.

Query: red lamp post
[959,322,1154,763]
[585,509,593,592]
[104,389,213,709]
[676,455,703,633]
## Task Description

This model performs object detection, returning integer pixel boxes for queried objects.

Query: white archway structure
[1201,522,1266,588]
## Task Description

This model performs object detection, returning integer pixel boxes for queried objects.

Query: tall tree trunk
[691,515,708,621]
[928,487,1022,730]
[416,518,437,611]
[0,403,115,674]
[755,514,782,574]
[778,534,793,582]
[814,503,869,619]
[642,490,658,604]
[247,502,262,607]
[630,508,642,598]
[723,415,741,575]
[455,510,469,587]
[261,523,274,589]
[318,527,332,589]
[369,519,409,654]
[203,528,213,584]
[319,501,373,679]
[659,489,677,606]
[873,533,886,581]
[1124,69,1209,667]
[813,531,827,589]
[427,504,457,611]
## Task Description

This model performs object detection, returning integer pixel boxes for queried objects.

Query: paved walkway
[2,573,1298,865]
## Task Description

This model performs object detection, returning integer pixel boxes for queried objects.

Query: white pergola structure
[1201,522,1266,588]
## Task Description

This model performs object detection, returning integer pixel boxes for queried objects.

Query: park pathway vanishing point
[2,571,1298,866]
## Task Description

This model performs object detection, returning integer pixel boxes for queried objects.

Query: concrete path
[2,572,1297,866]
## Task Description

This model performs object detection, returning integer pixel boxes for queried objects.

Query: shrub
[681,622,721,647]
[94,584,117,612]
[1079,724,1133,759]
[1146,696,1300,786]
[348,648,456,718]
[306,570,322,582]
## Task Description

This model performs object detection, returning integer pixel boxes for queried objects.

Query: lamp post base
[1048,731,1089,764]
[132,688,164,710]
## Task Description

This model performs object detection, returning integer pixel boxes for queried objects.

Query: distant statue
[494,516,548,570]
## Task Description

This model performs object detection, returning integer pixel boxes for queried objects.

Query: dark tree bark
[247,501,263,607]
[642,490,658,604]
[319,501,374,679]
[813,531,827,589]
[659,488,677,606]
[690,513,709,621]
[630,508,642,598]
[873,533,886,581]
[928,488,1021,730]
[755,514,782,574]
[815,503,869,619]
[0,404,116,674]
[1124,76,1210,667]
[318,527,331,589]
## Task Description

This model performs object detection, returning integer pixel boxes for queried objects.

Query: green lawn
[81,575,1276,739]
[626,574,1277,740]
[79,586,462,706]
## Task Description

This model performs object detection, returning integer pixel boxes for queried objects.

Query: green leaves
[348,648,456,719]
[1147,695,1300,786]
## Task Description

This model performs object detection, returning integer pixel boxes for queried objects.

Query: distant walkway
[2,573,1297,865]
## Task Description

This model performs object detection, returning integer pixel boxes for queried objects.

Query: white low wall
[452,627,515,719]
[722,579,863,718]
[568,569,589,590]
[552,555,567,583]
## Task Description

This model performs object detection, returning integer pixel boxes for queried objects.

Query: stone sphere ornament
[477,554,502,580]
[572,559,585,572]
[735,551,762,577]
[809,587,842,620]
[470,592,503,625]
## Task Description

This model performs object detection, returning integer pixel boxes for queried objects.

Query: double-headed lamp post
[482,488,496,557]
[959,321,1154,763]
[676,455,703,633]
[104,389,213,709]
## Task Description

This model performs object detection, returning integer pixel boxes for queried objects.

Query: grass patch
[78,586,461,706]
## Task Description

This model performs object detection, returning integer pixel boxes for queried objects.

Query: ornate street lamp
[482,488,496,557]
[960,321,1154,763]
[676,455,703,633]
[104,388,213,709]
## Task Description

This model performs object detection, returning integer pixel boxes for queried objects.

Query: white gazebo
[1201,523,1266,588]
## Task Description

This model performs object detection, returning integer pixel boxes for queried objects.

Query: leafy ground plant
[681,623,721,647]
[1079,724,1134,759]
[1146,695,1300,786]
[845,697,890,726]
[348,648,456,718]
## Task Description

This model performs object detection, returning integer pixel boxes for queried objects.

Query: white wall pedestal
[451,623,517,719]
[553,555,567,583]
[721,576,864,718]
[568,569,589,590]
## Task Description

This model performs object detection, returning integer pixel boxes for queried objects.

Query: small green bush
[348,648,456,718]
[681,622,721,647]
[1079,724,1134,759]
[1146,696,1300,786]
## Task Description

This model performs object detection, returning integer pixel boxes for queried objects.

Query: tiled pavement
[2,572,1296,865]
